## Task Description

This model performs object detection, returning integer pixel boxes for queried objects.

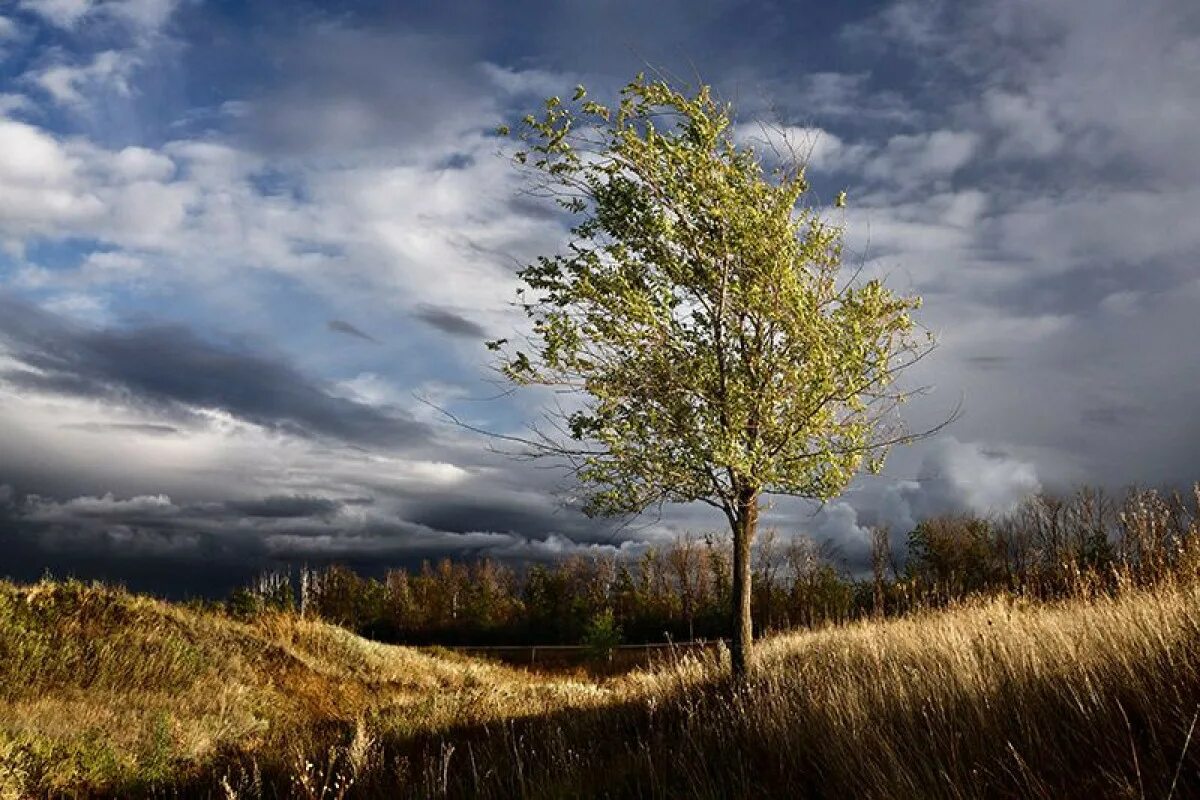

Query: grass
[2,576,1200,798]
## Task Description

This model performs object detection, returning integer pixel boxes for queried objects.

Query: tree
[870,525,891,618]
[581,608,623,663]
[491,74,935,677]
[906,515,1001,598]
[666,531,708,641]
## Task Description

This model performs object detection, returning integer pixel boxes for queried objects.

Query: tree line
[228,483,1200,648]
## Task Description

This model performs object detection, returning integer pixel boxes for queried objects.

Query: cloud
[0,478,636,596]
[224,495,342,519]
[904,438,1041,520]
[102,0,178,32]
[60,421,181,435]
[414,304,487,339]
[19,0,94,28]
[733,124,867,174]
[983,89,1064,158]
[30,50,140,107]
[25,491,178,522]
[0,297,431,448]
[0,117,76,183]
[861,130,979,185]
[19,0,178,34]
[327,319,379,344]
[783,71,920,126]
[0,94,31,115]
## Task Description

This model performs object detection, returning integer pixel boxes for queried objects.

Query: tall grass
[4,574,1200,797]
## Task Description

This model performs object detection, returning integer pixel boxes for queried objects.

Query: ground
[2,577,1199,798]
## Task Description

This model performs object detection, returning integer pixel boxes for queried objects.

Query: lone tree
[490,74,936,677]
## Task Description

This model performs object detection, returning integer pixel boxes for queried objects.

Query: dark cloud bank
[0,297,426,448]
[0,298,634,596]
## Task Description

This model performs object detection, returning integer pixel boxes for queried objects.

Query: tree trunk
[730,487,759,679]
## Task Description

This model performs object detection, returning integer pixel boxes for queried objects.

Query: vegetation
[233,484,1200,651]
[491,74,933,675]
[3,484,1200,797]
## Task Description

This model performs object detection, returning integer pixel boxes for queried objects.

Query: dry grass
[3,576,1200,798]
[0,579,609,797]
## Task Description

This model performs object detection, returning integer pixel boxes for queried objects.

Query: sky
[0,0,1197,597]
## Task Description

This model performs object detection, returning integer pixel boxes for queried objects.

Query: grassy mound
[0,579,607,797]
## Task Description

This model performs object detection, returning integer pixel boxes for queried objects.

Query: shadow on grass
[51,639,1200,799]
[88,678,1200,799]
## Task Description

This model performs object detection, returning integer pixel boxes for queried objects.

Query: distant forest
[226,484,1200,647]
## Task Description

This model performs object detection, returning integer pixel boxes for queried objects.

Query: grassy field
[3,576,1200,798]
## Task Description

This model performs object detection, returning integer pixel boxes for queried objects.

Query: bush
[581,609,622,662]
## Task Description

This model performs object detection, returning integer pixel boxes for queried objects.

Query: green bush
[581,609,622,662]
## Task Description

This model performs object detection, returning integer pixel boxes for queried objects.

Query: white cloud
[863,130,979,184]
[983,89,1063,158]
[18,251,149,289]
[20,0,178,34]
[31,49,140,107]
[0,117,104,234]
[908,438,1041,517]
[1098,290,1142,316]
[103,0,177,32]
[25,492,177,521]
[734,124,867,173]
[482,62,574,99]
[40,291,107,321]
[19,0,94,29]
[0,118,75,183]
[995,187,1200,272]
[105,146,175,181]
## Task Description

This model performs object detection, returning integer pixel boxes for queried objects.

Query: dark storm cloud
[0,483,630,598]
[409,498,573,539]
[224,495,342,519]
[404,490,635,549]
[0,489,266,597]
[414,304,487,339]
[327,319,379,343]
[0,297,429,448]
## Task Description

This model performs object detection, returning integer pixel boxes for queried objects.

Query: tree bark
[730,486,759,679]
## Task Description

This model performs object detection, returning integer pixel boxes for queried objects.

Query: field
[3,576,1200,798]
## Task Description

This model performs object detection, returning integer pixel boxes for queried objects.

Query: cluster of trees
[230,531,852,646]
[903,484,1200,601]
[230,484,1200,647]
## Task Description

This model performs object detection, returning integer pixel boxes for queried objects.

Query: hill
[3,576,1200,797]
